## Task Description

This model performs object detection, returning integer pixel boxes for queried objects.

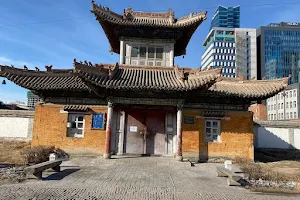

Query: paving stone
[0,156,299,200]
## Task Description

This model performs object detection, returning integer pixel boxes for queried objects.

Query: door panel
[165,113,177,155]
[111,111,124,154]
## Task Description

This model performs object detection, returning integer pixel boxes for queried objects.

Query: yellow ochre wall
[32,104,107,154]
[182,109,254,161]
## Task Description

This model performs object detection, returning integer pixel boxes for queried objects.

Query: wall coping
[0,109,35,118]
[254,120,300,128]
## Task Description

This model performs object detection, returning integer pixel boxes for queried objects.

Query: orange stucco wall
[32,104,107,154]
[182,109,254,161]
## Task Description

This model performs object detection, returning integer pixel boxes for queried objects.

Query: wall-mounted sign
[203,111,226,118]
[92,113,105,129]
[130,126,137,132]
[184,117,195,124]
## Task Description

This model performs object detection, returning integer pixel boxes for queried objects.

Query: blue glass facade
[258,24,300,84]
[210,6,240,30]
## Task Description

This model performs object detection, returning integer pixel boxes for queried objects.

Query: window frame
[129,44,165,66]
[205,120,221,142]
[67,113,85,138]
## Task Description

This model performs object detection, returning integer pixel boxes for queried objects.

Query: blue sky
[0,0,299,103]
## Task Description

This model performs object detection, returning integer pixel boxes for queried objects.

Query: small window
[294,112,297,119]
[67,114,85,138]
[290,102,292,108]
[290,112,293,119]
[294,90,297,97]
[148,47,155,58]
[156,47,163,59]
[140,47,146,58]
[286,102,289,108]
[290,91,292,98]
[131,46,139,57]
[294,101,297,108]
[281,103,283,109]
[205,120,221,142]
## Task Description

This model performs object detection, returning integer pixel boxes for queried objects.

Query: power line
[0,1,300,28]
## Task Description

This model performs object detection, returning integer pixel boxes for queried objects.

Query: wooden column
[176,104,183,161]
[104,100,113,159]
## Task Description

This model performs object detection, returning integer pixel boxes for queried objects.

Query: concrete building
[266,83,300,120]
[210,5,240,30]
[257,22,300,83]
[201,27,257,79]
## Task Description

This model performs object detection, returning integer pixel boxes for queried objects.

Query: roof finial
[23,65,28,71]
[45,65,52,72]
[73,58,77,63]
[91,0,95,4]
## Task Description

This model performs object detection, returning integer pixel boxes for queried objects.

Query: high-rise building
[210,6,240,30]
[27,91,40,109]
[201,27,257,79]
[257,22,300,83]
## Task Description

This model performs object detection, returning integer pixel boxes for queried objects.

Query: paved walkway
[0,156,299,200]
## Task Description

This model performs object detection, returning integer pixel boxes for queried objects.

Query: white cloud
[0,56,35,68]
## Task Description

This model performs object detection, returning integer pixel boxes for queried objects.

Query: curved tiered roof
[209,77,289,99]
[91,1,207,56]
[73,61,221,91]
[0,62,289,99]
[0,65,90,92]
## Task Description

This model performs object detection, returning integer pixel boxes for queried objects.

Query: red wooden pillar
[104,101,113,159]
[176,104,183,161]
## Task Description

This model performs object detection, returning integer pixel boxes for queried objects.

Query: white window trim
[127,44,167,66]
[205,119,221,142]
[67,114,85,138]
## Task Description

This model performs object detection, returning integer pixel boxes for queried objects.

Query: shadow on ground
[43,169,80,181]
[255,148,300,163]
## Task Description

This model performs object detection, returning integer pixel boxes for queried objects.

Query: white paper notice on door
[130,126,137,132]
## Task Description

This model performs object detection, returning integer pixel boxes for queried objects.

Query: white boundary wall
[0,110,34,140]
[254,120,300,149]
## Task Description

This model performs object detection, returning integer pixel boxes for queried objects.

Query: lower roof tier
[0,61,289,100]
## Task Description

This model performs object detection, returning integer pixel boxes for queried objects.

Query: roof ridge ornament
[108,62,119,80]
[45,65,53,72]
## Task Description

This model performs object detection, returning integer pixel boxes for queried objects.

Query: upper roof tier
[91,1,207,56]
[0,62,289,100]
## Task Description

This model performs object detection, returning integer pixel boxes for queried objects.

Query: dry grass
[235,157,300,182]
[0,140,31,166]
[0,140,68,166]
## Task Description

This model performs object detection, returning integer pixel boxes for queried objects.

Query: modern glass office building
[210,6,240,30]
[201,27,257,79]
[257,22,300,83]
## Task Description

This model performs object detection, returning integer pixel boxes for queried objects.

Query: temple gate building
[0,1,289,161]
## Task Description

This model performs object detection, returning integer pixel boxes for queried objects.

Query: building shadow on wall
[255,127,300,162]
